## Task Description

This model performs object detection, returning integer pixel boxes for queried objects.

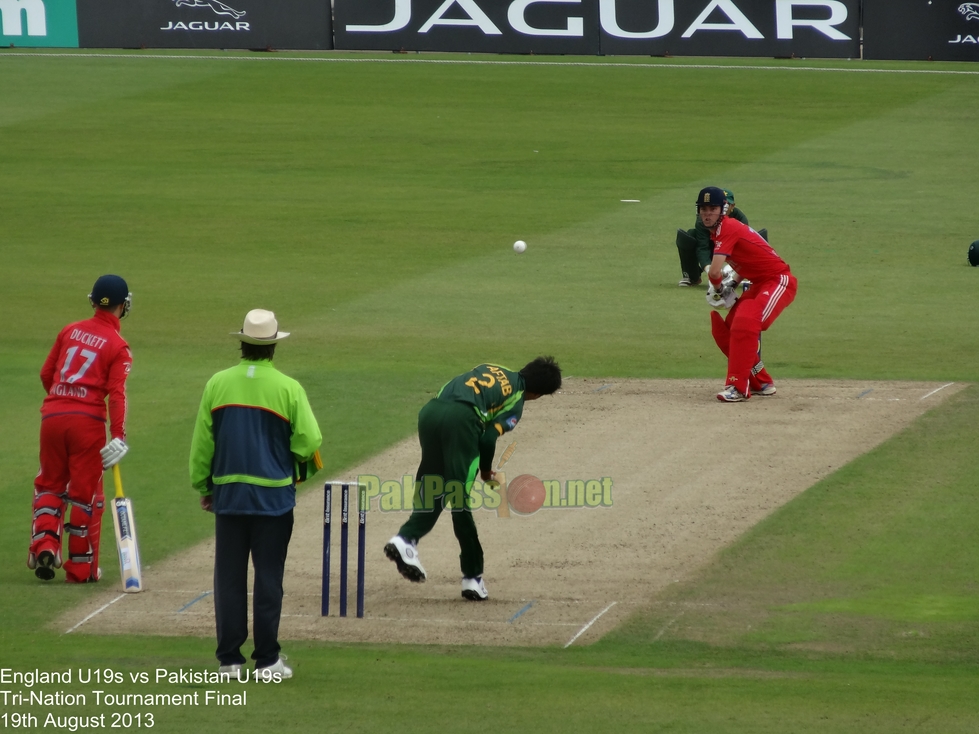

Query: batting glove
[724,281,739,307]
[707,283,738,310]
[100,438,129,469]
[706,284,725,309]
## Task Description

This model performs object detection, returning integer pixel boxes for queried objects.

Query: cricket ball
[507,474,546,515]
[513,240,527,254]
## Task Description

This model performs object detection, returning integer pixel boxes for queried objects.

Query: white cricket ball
[513,240,527,254]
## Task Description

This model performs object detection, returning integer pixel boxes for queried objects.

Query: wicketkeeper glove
[100,438,129,469]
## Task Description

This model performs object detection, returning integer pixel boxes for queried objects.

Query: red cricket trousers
[711,273,798,396]
[32,414,106,583]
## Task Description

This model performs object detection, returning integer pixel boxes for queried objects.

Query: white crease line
[564,601,617,648]
[920,382,954,401]
[65,594,127,634]
[2,53,978,76]
[287,615,579,626]
[329,595,636,604]
[652,613,683,641]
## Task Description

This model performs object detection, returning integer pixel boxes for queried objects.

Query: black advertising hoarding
[864,0,979,61]
[599,0,859,57]
[77,0,332,49]
[334,0,601,54]
[333,0,858,57]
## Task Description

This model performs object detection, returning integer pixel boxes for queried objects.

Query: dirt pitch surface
[58,379,962,648]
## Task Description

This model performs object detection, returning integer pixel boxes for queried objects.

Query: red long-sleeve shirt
[710,217,791,283]
[40,309,132,440]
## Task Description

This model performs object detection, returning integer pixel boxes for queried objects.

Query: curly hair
[519,356,562,396]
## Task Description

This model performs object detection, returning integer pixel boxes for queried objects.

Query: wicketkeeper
[696,186,798,402]
[29,275,134,583]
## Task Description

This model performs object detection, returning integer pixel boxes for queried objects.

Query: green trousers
[675,228,707,283]
[397,399,484,579]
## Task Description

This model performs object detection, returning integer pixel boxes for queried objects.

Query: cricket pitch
[56,378,963,648]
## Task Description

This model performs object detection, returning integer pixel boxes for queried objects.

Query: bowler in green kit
[384,357,562,601]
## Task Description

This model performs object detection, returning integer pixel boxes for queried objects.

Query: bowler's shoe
[384,536,427,582]
[461,577,489,601]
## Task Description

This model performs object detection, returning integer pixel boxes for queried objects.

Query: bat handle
[495,471,510,519]
[111,464,125,499]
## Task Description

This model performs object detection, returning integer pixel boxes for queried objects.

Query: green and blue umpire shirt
[190,359,322,516]
[436,363,525,472]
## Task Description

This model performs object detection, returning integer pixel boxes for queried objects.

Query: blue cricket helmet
[89,275,132,317]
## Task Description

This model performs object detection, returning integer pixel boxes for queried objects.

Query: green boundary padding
[1,0,79,48]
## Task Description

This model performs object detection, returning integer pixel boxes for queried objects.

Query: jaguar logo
[959,3,979,22]
[173,0,246,20]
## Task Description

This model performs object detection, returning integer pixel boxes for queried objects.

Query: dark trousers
[214,511,294,668]
[676,228,707,282]
[397,399,484,579]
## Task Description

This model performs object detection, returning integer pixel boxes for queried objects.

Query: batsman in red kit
[696,186,798,402]
[28,275,134,583]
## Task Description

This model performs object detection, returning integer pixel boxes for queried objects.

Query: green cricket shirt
[436,363,526,471]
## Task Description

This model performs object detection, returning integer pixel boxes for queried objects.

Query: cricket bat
[110,465,144,593]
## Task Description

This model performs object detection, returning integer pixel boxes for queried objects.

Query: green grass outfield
[1,50,978,732]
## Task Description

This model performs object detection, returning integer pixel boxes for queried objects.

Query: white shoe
[461,577,488,601]
[751,383,776,396]
[716,386,748,402]
[218,664,241,675]
[384,536,427,582]
[257,657,292,680]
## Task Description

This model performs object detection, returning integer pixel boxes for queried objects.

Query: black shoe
[35,551,56,581]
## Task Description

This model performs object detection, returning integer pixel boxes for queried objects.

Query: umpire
[190,309,322,680]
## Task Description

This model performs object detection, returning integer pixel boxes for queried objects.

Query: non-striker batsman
[29,275,134,583]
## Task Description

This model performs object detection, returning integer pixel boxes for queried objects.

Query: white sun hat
[232,309,290,344]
